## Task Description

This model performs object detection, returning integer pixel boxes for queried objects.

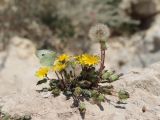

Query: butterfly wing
[36,50,57,66]
[36,50,52,59]
[40,52,57,66]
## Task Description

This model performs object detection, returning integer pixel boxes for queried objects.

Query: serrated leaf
[37,79,47,85]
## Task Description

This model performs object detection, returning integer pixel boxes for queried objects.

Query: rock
[113,62,160,95]
[0,36,38,96]
[41,92,52,98]
[121,0,160,19]
[0,36,160,120]
[10,36,36,59]
[121,0,160,29]
[0,40,160,120]
[144,15,160,52]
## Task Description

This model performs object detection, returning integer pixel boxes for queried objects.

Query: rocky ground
[0,36,160,120]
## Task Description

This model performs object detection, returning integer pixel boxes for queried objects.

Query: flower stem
[55,71,60,80]
[55,71,66,89]
[99,41,106,73]
[60,72,66,88]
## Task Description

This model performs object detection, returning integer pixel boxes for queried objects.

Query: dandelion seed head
[89,23,110,42]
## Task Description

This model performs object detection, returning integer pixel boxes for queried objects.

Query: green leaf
[36,50,57,66]
[97,94,105,103]
[82,89,92,98]
[109,74,119,82]
[12,114,21,120]
[91,90,99,98]
[78,102,86,113]
[23,114,32,120]
[74,87,82,96]
[52,88,61,97]
[79,80,92,88]
[37,79,47,85]
[99,86,113,95]
[102,70,114,80]
[100,80,110,83]
[2,113,11,120]
[64,90,72,96]
[118,90,129,100]
[49,80,59,87]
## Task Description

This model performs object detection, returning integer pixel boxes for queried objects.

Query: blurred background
[0,0,160,74]
[0,1,160,119]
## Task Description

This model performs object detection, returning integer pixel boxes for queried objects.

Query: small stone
[142,106,147,113]
[41,92,52,98]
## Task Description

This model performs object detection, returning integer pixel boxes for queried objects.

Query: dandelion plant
[35,23,129,118]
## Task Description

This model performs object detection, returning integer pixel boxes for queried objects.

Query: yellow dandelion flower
[35,67,50,79]
[75,54,100,66]
[52,61,66,72]
[57,54,70,62]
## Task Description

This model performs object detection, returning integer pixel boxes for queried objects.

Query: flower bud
[74,87,82,96]
[118,90,129,100]
[79,102,86,113]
